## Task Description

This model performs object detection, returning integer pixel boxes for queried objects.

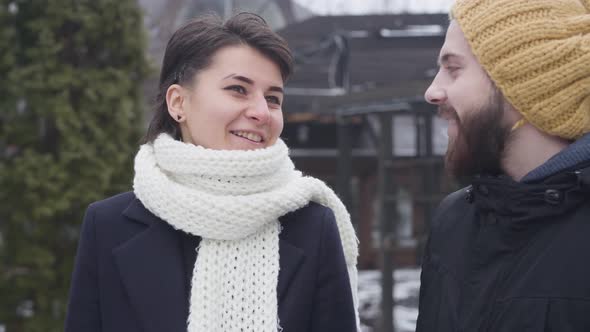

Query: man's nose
[424,81,447,105]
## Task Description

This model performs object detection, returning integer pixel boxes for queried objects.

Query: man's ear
[166,84,186,122]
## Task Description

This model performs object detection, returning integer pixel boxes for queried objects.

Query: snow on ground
[358,268,421,332]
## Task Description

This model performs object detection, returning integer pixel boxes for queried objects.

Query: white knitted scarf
[133,133,359,331]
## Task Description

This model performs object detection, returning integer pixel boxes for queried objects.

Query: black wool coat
[417,162,590,332]
[65,192,357,332]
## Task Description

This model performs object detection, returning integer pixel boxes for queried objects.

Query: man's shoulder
[423,187,476,271]
[433,187,472,222]
[427,186,476,243]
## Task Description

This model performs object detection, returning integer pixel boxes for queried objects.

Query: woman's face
[166,45,285,150]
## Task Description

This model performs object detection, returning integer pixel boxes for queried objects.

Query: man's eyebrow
[437,52,463,67]
[224,74,283,94]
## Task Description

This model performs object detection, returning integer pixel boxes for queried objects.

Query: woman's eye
[265,95,281,105]
[226,85,247,94]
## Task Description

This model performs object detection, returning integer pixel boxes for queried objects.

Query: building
[278,14,455,268]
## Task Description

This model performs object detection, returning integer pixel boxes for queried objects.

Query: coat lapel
[113,198,307,329]
[113,199,188,332]
[277,236,305,304]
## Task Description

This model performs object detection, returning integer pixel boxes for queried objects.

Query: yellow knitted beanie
[452,0,590,139]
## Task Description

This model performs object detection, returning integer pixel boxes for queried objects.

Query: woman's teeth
[232,131,262,143]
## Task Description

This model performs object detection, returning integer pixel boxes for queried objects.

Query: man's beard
[442,89,513,179]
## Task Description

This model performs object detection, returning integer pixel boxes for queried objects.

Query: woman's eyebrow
[269,86,284,94]
[223,74,254,85]
[224,74,283,94]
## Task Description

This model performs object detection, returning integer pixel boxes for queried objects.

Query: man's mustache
[437,104,460,122]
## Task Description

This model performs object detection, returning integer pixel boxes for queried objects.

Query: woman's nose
[245,95,270,124]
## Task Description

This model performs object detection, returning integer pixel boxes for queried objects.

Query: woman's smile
[230,130,264,143]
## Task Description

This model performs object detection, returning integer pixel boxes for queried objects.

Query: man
[416,0,590,331]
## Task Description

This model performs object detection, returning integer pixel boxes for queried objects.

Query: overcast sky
[293,0,455,15]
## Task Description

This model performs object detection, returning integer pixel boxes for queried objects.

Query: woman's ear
[166,84,187,122]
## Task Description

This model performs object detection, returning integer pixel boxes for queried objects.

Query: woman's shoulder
[279,202,338,242]
[81,192,156,248]
[87,191,136,216]
[83,191,146,234]
[281,201,334,225]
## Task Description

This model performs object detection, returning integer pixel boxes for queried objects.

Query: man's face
[425,21,513,179]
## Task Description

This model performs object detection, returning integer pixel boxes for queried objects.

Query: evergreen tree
[0,0,150,330]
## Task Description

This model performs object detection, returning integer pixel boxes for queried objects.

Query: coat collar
[113,197,304,331]
[469,163,590,226]
[114,198,188,332]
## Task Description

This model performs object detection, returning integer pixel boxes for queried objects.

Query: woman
[65,13,359,332]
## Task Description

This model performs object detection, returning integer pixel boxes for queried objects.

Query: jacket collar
[115,198,188,332]
[114,197,304,331]
[469,162,590,225]
[121,197,159,226]
[522,133,590,183]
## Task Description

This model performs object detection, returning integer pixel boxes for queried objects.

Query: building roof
[278,14,449,114]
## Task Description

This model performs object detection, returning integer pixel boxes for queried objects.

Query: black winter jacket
[416,162,590,332]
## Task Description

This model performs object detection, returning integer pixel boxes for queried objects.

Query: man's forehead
[439,21,473,63]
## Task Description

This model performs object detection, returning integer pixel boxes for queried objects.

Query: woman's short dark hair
[143,12,293,143]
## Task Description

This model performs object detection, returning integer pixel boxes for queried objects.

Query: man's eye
[226,85,247,94]
[265,95,281,105]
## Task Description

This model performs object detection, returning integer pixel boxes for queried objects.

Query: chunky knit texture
[452,0,590,139]
[133,133,359,331]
